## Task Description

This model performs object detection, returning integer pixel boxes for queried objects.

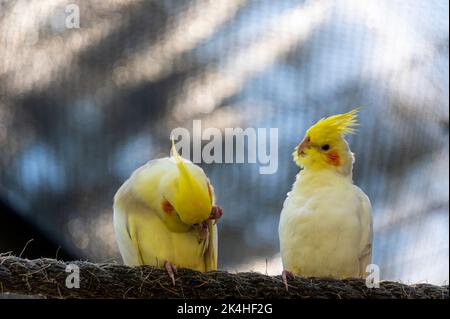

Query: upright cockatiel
[278,108,372,289]
[113,140,223,284]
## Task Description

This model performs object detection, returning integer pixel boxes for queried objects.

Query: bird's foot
[198,221,209,243]
[209,205,223,224]
[282,270,295,291]
[164,261,178,285]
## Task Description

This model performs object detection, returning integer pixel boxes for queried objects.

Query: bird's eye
[321,144,330,151]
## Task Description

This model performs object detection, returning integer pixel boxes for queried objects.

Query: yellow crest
[306,108,360,141]
[171,138,212,225]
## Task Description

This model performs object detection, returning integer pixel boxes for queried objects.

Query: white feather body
[279,169,372,278]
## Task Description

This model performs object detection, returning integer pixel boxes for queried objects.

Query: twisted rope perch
[0,255,448,299]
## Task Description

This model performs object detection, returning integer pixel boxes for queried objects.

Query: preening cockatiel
[113,141,223,284]
[278,108,372,288]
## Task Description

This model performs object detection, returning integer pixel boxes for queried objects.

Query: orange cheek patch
[161,199,174,214]
[326,151,340,166]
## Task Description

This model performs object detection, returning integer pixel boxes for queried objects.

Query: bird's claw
[164,261,178,286]
[282,270,294,291]
[198,206,222,242]
[198,221,209,243]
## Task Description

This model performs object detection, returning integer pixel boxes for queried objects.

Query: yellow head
[293,108,359,174]
[166,139,213,225]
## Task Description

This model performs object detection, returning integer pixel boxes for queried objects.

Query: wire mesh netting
[0,0,448,285]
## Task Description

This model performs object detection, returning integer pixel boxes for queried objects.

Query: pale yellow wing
[355,187,373,277]
[113,202,144,266]
[204,220,218,271]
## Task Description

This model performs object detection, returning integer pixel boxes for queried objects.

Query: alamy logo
[65,264,80,288]
[365,264,380,288]
[171,120,278,174]
[65,4,80,29]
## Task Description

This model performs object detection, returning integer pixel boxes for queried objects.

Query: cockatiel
[113,141,223,284]
[278,108,372,289]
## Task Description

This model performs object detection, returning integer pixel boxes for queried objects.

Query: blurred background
[0,0,448,285]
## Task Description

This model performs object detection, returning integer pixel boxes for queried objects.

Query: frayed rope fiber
[0,255,448,299]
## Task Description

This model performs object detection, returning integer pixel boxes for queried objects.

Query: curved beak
[296,137,311,157]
